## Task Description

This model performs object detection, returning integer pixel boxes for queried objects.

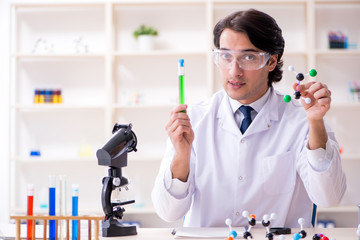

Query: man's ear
[268,55,278,72]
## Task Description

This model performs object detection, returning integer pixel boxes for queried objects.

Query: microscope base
[102,218,137,237]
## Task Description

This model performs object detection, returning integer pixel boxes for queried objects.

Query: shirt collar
[229,87,272,114]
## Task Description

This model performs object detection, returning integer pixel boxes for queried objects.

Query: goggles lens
[213,49,271,70]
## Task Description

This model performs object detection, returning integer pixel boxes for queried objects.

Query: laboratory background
[1,0,360,231]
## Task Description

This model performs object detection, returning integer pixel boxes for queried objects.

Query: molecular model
[32,37,54,54]
[283,66,317,104]
[74,36,89,54]
[225,211,277,240]
[224,212,335,240]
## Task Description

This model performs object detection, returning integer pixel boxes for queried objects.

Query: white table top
[104,227,358,240]
[1,224,357,240]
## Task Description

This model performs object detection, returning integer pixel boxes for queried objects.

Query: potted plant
[133,24,158,51]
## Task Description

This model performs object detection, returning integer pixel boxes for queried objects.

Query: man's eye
[244,54,257,61]
[220,52,233,60]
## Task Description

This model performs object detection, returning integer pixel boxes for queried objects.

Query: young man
[151,9,346,228]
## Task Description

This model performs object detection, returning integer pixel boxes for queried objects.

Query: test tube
[59,176,67,240]
[49,175,56,240]
[27,184,34,240]
[178,59,185,105]
[72,184,79,240]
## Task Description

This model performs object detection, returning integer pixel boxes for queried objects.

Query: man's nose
[228,59,244,77]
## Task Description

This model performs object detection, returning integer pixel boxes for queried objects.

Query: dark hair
[213,9,285,86]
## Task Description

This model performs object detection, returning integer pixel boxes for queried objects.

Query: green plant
[133,25,158,39]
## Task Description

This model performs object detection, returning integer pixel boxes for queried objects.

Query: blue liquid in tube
[72,185,79,240]
[49,187,56,240]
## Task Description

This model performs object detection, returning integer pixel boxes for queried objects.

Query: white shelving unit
[9,0,360,227]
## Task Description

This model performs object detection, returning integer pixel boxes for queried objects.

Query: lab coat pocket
[262,151,296,196]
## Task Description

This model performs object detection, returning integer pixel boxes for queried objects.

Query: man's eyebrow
[218,47,260,52]
[242,49,260,52]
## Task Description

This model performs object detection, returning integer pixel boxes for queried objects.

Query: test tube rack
[10,215,104,240]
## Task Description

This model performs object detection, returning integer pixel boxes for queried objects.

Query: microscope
[97,123,138,237]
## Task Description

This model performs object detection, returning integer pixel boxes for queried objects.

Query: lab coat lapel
[216,89,280,137]
[245,88,280,136]
[216,94,242,137]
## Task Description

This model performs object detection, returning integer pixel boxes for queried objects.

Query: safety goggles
[213,49,271,71]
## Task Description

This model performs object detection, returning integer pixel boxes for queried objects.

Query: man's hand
[293,81,331,150]
[293,81,332,121]
[165,104,194,182]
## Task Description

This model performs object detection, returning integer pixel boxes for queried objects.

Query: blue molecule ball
[229,230,237,238]
[293,233,301,240]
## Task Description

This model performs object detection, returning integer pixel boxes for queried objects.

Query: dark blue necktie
[239,105,253,134]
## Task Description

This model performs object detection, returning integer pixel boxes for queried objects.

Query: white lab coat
[151,88,346,228]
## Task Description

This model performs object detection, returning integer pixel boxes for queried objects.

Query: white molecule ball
[225,218,232,226]
[298,218,305,225]
[288,65,295,72]
[278,235,286,240]
[263,214,270,222]
[242,211,249,218]
[304,97,311,104]
[270,213,276,220]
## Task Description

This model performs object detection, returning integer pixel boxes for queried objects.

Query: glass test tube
[59,176,67,240]
[27,184,34,240]
[72,184,79,240]
[178,59,185,105]
[49,175,56,240]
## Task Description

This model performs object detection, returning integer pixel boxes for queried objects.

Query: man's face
[218,28,277,105]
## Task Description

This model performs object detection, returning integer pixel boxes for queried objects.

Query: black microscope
[96,123,138,237]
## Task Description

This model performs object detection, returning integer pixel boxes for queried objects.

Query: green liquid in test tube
[179,59,185,105]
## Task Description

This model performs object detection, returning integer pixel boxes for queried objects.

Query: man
[151,9,346,228]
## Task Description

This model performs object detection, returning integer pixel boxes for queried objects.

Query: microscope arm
[101,176,113,216]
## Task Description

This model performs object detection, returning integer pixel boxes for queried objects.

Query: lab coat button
[240,139,245,144]
[238,176,243,181]
[236,212,240,216]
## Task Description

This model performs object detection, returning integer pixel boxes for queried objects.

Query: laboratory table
[105,227,358,240]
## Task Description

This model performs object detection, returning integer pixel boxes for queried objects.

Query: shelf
[213,0,307,4]
[12,3,104,9]
[283,50,308,56]
[12,151,163,164]
[330,102,360,108]
[315,0,360,4]
[114,50,207,57]
[12,54,105,59]
[126,206,156,215]
[317,205,358,213]
[12,104,105,111]
[13,157,161,164]
[12,156,97,164]
[340,155,360,161]
[315,49,360,56]
[113,104,173,110]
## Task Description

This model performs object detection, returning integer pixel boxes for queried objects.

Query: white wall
[0,0,10,224]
